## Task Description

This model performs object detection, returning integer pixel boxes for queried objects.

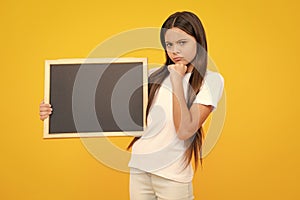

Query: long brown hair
[128,11,208,169]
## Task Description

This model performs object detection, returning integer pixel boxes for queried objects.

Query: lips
[173,57,183,62]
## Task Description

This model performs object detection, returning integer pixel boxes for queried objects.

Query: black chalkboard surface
[43,58,147,138]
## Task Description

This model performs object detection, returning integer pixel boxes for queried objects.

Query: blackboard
[43,58,148,138]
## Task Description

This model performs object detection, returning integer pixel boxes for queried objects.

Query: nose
[171,44,181,54]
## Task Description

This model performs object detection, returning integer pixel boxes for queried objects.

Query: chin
[174,61,188,65]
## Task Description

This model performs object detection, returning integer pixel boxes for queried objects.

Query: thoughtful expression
[165,27,197,66]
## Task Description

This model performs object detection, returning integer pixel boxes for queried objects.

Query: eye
[165,43,173,48]
[178,41,187,46]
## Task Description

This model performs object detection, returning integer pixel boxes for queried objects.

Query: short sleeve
[193,71,224,110]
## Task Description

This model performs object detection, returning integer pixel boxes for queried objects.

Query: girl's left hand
[168,63,187,79]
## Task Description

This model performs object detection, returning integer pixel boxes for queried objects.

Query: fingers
[168,63,187,76]
[167,64,175,71]
[39,111,52,121]
[175,63,187,73]
[169,63,186,71]
[39,101,52,121]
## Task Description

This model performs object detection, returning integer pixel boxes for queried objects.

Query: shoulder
[148,67,161,76]
[148,67,165,78]
[204,70,224,85]
[202,70,224,91]
[194,70,224,109]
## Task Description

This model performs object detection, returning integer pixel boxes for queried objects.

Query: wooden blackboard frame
[43,58,148,138]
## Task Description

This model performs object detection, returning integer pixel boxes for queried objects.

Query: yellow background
[1,0,299,199]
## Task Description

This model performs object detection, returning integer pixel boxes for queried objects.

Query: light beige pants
[130,169,194,200]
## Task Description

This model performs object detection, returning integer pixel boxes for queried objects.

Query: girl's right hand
[39,100,52,121]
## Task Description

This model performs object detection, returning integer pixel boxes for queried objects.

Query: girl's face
[164,27,197,66]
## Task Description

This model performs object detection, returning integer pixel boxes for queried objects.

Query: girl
[127,11,224,200]
[39,11,224,200]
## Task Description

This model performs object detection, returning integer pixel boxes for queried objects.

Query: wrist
[169,71,184,81]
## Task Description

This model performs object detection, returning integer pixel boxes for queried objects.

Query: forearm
[168,64,202,140]
[172,78,198,140]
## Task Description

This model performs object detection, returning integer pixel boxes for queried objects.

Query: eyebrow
[165,39,188,43]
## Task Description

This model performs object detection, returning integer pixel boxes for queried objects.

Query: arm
[169,64,213,140]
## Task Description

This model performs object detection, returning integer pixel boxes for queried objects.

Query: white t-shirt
[128,68,224,183]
